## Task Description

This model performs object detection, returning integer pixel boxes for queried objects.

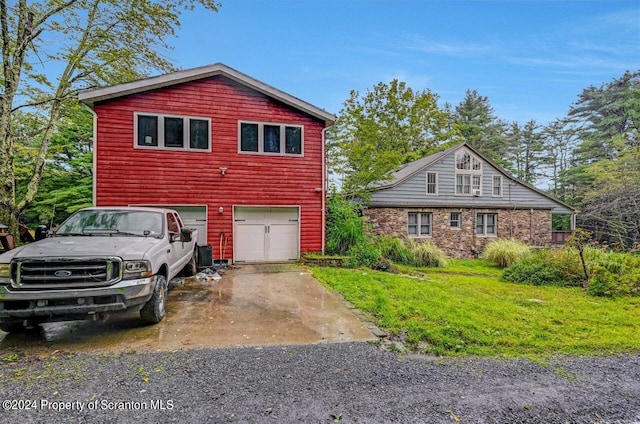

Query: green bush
[482,239,531,268]
[585,250,640,297]
[409,240,448,268]
[502,249,584,287]
[502,246,640,297]
[375,235,414,265]
[587,266,618,297]
[344,242,382,269]
[326,194,366,255]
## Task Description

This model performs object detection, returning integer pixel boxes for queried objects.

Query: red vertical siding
[93,76,326,260]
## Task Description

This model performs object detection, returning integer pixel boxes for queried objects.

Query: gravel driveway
[1,342,639,423]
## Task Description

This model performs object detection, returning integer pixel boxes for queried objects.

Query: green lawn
[311,260,640,358]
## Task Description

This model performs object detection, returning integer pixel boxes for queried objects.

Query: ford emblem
[54,270,72,278]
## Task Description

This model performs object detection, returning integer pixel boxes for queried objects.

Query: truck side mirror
[180,228,192,243]
[35,225,49,241]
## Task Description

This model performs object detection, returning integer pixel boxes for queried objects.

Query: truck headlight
[123,260,152,280]
[0,263,10,285]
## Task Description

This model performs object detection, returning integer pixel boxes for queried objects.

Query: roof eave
[78,63,336,125]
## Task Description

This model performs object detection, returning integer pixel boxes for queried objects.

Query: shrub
[326,194,366,255]
[344,242,382,268]
[375,235,413,265]
[482,239,531,268]
[587,266,618,297]
[502,249,584,287]
[409,240,448,268]
[585,250,640,297]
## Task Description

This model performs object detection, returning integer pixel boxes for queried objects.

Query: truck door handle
[167,249,171,254]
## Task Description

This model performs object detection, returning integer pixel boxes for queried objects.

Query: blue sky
[170,0,639,125]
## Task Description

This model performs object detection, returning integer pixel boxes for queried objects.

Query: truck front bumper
[0,276,157,322]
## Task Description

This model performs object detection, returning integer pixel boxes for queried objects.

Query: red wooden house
[79,63,335,264]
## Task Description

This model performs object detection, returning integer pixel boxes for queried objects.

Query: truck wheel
[0,321,38,334]
[183,249,198,276]
[140,274,168,324]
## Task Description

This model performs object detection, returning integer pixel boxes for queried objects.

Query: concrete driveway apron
[0,264,376,355]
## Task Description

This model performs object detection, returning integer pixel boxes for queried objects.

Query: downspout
[321,124,333,254]
[530,208,534,244]
[81,103,98,207]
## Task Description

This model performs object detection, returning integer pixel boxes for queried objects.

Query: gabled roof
[371,143,462,190]
[78,63,336,125]
[371,141,575,212]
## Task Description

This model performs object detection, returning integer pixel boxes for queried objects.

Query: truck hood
[5,236,163,261]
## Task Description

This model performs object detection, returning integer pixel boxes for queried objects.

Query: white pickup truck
[0,206,198,333]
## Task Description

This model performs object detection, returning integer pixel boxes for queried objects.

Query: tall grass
[375,236,447,267]
[482,238,532,268]
[375,235,413,264]
[409,240,448,267]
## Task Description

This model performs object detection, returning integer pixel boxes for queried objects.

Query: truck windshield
[56,210,163,237]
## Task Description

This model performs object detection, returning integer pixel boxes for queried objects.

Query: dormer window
[455,149,483,195]
[456,151,482,171]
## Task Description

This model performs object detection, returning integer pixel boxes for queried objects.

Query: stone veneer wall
[363,207,552,259]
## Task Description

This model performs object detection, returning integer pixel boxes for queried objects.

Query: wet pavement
[0,264,376,356]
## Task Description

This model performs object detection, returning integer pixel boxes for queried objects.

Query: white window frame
[454,149,483,196]
[476,213,497,237]
[450,212,461,229]
[134,112,211,152]
[238,121,304,156]
[426,172,438,195]
[408,212,432,237]
[492,175,503,197]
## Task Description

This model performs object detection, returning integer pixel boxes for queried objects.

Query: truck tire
[0,321,38,334]
[183,249,198,276]
[140,274,168,324]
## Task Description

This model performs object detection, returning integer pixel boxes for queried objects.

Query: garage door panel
[236,207,269,223]
[235,223,266,262]
[269,223,299,261]
[135,205,207,246]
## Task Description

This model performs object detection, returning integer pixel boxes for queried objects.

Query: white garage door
[234,206,299,263]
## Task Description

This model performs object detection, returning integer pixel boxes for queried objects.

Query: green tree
[453,89,508,166]
[0,0,220,235]
[20,104,93,227]
[327,80,455,196]
[563,70,640,246]
[578,145,640,247]
[569,70,640,164]
[541,118,579,203]
[506,120,544,185]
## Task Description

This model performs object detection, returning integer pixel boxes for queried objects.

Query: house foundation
[363,207,552,259]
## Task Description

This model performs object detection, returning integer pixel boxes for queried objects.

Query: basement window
[408,212,432,237]
[135,112,211,152]
[450,212,461,229]
[476,213,497,236]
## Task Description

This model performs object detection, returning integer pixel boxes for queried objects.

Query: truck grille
[11,258,122,290]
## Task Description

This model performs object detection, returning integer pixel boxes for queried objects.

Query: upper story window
[239,121,304,156]
[492,176,503,197]
[455,149,483,195]
[135,112,211,152]
[426,172,438,195]
[456,151,482,171]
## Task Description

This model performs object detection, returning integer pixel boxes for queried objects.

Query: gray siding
[369,150,573,214]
